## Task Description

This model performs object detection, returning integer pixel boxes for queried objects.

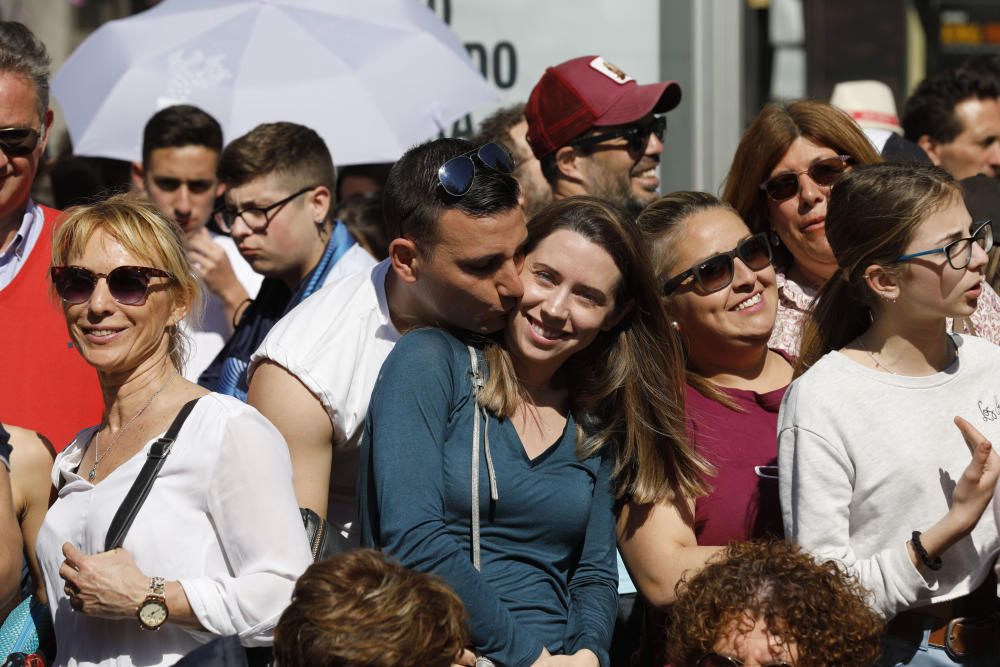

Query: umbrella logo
[156,49,233,109]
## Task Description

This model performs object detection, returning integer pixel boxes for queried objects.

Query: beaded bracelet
[911,531,943,571]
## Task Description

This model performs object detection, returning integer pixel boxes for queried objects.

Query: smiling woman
[36,194,311,666]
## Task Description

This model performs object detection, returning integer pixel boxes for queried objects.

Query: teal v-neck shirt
[359,329,618,667]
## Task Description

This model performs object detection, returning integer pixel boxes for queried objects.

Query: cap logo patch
[589,57,633,85]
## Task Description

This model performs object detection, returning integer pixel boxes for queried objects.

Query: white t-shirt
[181,234,263,382]
[37,393,312,666]
[778,334,1000,619]
[249,259,400,540]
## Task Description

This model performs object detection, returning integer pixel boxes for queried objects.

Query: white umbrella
[52,0,497,165]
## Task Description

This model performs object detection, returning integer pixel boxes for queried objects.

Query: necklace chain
[89,373,177,482]
[863,334,957,376]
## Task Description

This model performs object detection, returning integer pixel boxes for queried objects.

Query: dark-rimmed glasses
[51,265,174,306]
[571,115,666,154]
[0,127,40,157]
[758,155,853,202]
[437,142,515,196]
[662,233,773,296]
[213,185,318,233]
[896,220,993,270]
[698,652,792,667]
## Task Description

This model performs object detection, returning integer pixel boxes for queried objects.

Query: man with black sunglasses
[245,137,525,547]
[525,55,682,218]
[0,21,103,450]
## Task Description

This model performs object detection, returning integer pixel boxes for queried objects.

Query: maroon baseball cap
[525,55,682,158]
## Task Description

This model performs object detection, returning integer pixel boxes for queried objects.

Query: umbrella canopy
[53,0,497,165]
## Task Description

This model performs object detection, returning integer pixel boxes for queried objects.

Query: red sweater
[0,205,103,450]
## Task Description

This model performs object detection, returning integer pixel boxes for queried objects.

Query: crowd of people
[3,15,1000,667]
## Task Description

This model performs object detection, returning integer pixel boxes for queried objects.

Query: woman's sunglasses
[51,265,174,306]
[698,652,792,667]
[758,155,853,202]
[437,142,515,196]
[662,233,773,296]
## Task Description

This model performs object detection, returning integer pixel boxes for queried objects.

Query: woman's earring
[671,321,680,331]
[769,231,781,247]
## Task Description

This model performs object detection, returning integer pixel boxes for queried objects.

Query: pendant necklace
[89,373,177,482]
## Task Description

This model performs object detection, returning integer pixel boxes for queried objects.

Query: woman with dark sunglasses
[781,164,1000,666]
[618,193,792,666]
[34,194,311,666]
[360,196,705,667]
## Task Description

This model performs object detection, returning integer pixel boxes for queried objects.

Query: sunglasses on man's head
[661,233,773,296]
[50,265,174,306]
[437,142,515,197]
[571,115,667,154]
[758,155,853,202]
[0,127,40,157]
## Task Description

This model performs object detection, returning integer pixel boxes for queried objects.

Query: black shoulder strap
[104,398,200,552]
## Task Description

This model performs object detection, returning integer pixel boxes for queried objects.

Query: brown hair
[796,163,961,375]
[669,541,883,667]
[218,121,336,195]
[50,193,201,370]
[477,196,710,504]
[636,192,744,411]
[721,100,882,267]
[273,549,468,667]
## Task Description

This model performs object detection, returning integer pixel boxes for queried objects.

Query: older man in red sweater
[0,21,101,450]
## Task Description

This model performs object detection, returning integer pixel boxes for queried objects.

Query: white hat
[830,80,903,136]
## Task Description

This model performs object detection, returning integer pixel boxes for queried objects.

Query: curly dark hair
[668,541,883,667]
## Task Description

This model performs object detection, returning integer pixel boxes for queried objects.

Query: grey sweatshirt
[778,334,1000,619]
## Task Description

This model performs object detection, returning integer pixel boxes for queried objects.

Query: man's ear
[130,161,146,191]
[388,237,419,284]
[307,185,331,226]
[916,134,943,167]
[39,108,53,154]
[863,263,900,302]
[554,144,584,181]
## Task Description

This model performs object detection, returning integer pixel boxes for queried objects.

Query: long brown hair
[795,163,962,375]
[478,196,711,503]
[636,192,743,411]
[721,100,882,266]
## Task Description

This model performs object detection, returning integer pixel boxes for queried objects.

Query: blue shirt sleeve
[360,329,546,667]
[563,447,619,667]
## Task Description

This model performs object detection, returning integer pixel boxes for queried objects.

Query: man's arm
[247,361,334,516]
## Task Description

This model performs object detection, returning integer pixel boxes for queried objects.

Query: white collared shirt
[0,200,44,290]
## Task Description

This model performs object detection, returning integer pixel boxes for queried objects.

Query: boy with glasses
[0,21,102,450]
[525,55,682,218]
[246,137,525,546]
[197,122,375,399]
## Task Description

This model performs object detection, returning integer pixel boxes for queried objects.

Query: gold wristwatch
[137,576,169,631]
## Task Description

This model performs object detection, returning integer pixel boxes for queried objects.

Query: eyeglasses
[571,115,667,154]
[437,142,515,197]
[698,652,791,667]
[662,233,773,296]
[0,127,40,156]
[896,220,993,270]
[758,155,853,202]
[213,185,318,233]
[51,265,174,306]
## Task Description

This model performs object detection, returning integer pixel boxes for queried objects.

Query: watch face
[138,598,168,629]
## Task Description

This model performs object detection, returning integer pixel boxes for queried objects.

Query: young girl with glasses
[780,163,1000,666]
[618,193,793,666]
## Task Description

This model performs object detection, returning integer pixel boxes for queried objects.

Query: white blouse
[36,393,312,667]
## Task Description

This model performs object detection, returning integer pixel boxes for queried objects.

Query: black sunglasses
[759,155,853,202]
[0,127,40,157]
[662,233,773,296]
[437,142,515,197]
[698,652,791,667]
[51,265,174,306]
[571,115,667,154]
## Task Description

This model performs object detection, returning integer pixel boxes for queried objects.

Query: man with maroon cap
[525,55,681,217]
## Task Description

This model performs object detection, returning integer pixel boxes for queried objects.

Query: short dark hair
[382,137,520,250]
[335,162,393,202]
[0,21,50,121]
[902,67,1000,144]
[273,550,468,667]
[218,121,335,194]
[141,105,223,165]
[474,103,526,150]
